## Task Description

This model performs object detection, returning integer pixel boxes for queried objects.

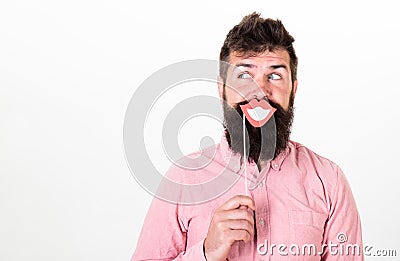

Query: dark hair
[219,12,298,85]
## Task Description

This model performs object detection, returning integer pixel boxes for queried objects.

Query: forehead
[229,49,291,69]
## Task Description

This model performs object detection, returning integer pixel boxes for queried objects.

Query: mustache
[232,97,283,115]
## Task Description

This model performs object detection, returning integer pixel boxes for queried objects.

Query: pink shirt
[132,137,363,260]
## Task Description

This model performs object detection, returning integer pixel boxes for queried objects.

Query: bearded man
[132,12,363,261]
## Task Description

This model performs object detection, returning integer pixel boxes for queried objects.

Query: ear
[217,75,224,100]
[292,80,298,97]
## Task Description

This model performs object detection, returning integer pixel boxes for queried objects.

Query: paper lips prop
[239,99,276,127]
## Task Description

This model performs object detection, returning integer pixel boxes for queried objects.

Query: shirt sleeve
[130,166,207,261]
[130,195,207,261]
[321,165,364,260]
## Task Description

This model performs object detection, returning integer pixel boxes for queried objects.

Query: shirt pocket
[288,210,327,260]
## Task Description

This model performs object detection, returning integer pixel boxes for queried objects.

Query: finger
[226,229,253,243]
[219,195,256,211]
[222,209,254,225]
[222,219,254,236]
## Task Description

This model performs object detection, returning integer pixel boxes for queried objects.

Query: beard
[223,93,294,164]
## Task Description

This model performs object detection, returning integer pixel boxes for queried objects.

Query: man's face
[221,49,297,110]
[219,50,298,163]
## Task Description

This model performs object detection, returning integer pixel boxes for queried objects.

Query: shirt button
[257,182,263,188]
[259,218,265,226]
[273,163,279,169]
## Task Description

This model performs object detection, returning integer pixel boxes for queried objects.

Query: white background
[1,0,399,260]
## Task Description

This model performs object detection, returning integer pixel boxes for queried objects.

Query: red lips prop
[239,99,276,127]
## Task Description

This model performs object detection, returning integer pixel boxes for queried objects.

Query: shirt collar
[270,145,290,171]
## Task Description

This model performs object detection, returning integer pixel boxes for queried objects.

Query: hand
[203,195,255,261]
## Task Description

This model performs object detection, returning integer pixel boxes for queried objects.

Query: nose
[248,74,271,100]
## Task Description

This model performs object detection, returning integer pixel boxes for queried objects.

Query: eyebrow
[235,63,256,68]
[234,63,288,71]
[270,64,288,71]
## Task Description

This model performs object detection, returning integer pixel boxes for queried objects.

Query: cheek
[224,86,245,104]
[270,87,292,110]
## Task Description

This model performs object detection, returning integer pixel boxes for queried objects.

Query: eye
[268,73,282,80]
[238,72,252,79]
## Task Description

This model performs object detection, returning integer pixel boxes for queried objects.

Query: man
[132,12,363,260]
